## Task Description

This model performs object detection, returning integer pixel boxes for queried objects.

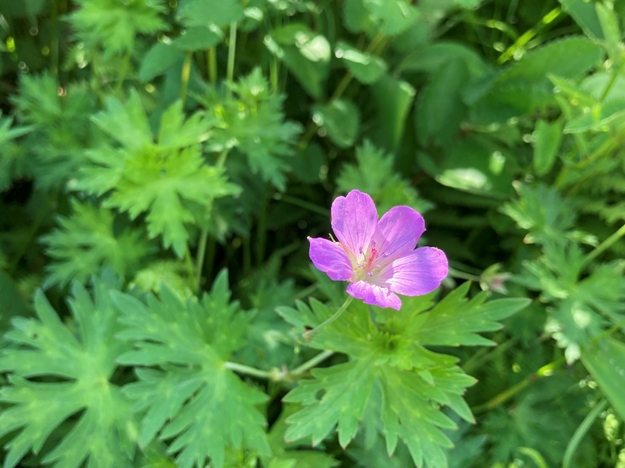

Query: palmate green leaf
[500,183,577,244]
[0,273,136,468]
[205,68,302,190]
[69,0,167,57]
[40,200,150,288]
[337,140,433,215]
[11,73,96,189]
[278,291,516,467]
[264,406,339,468]
[76,93,239,257]
[130,260,194,300]
[111,271,271,468]
[283,353,475,468]
[412,282,531,347]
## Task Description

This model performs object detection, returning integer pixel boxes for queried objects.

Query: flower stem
[583,223,625,268]
[224,361,274,379]
[305,296,354,338]
[290,350,334,375]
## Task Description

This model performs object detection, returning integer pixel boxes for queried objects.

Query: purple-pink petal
[374,206,425,263]
[308,237,353,281]
[331,190,378,259]
[381,247,448,297]
[347,281,402,310]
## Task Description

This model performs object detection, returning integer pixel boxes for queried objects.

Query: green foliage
[112,271,271,468]
[337,140,432,215]
[335,41,387,85]
[41,200,150,288]
[4,1,625,467]
[204,68,302,191]
[0,113,31,191]
[312,99,360,148]
[69,0,167,57]
[265,24,331,98]
[0,274,136,468]
[469,36,603,124]
[11,73,96,189]
[76,93,239,257]
[278,285,528,467]
[582,338,625,421]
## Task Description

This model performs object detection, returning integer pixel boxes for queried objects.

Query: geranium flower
[308,190,448,310]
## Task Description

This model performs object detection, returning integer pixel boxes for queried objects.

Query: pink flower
[308,190,448,310]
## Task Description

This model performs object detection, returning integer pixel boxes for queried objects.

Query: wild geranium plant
[309,189,448,310]
[2,1,625,468]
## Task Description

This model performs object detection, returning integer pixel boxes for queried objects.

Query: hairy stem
[291,350,334,375]
[224,362,274,379]
[497,7,562,64]
[305,295,354,338]
[583,223,625,267]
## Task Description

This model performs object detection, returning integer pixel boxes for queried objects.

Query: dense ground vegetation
[1,0,625,467]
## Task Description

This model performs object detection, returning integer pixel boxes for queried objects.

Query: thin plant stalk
[305,296,354,338]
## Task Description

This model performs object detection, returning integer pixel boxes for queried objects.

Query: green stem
[256,185,270,266]
[114,52,132,94]
[291,350,334,375]
[180,51,193,105]
[463,337,518,374]
[473,356,566,414]
[294,282,320,300]
[274,194,330,217]
[208,47,217,83]
[224,362,274,379]
[270,56,279,94]
[50,0,59,78]
[583,223,625,267]
[243,236,251,277]
[600,61,624,101]
[329,72,353,103]
[183,244,195,285]
[448,267,479,281]
[225,349,336,381]
[227,22,237,85]
[497,7,562,64]
[563,399,608,468]
[305,296,354,338]
[195,230,209,292]
[297,32,384,150]
[194,151,229,291]
[475,319,625,414]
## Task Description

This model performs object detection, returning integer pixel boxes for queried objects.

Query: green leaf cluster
[277,286,529,468]
[76,93,239,257]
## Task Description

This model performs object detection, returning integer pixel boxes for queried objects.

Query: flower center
[352,242,380,282]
